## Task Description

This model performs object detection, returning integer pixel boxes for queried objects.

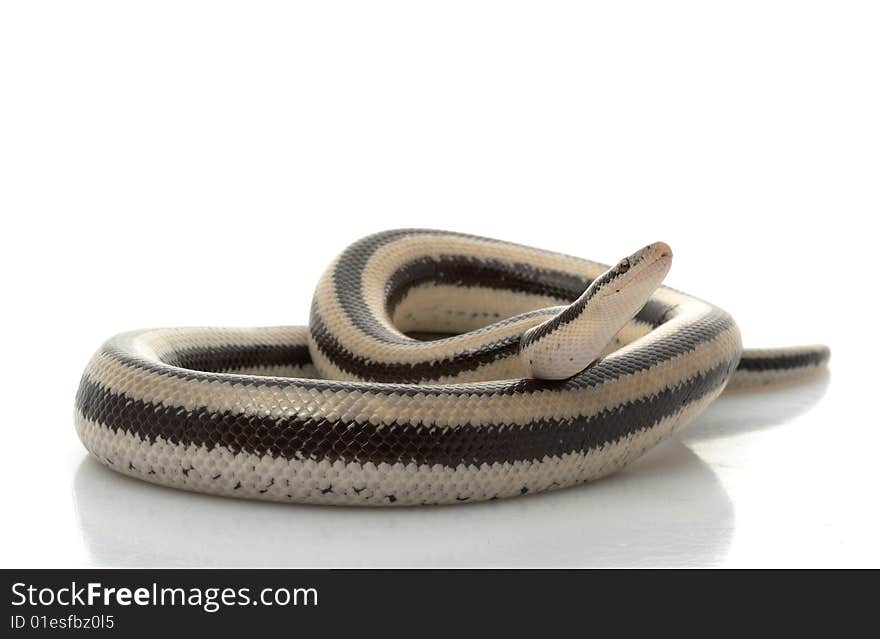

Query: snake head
[606,241,672,299]
[519,242,672,380]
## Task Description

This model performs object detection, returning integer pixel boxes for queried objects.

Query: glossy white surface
[1,1,877,567]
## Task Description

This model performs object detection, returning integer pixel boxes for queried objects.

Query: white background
[1,2,877,567]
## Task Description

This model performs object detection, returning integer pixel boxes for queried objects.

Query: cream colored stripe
[224,364,318,378]
[391,284,560,334]
[127,325,310,361]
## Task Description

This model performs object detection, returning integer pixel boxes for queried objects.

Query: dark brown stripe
[75,359,736,467]
[736,348,830,372]
[384,255,589,317]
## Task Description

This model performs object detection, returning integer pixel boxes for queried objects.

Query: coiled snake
[75,230,829,505]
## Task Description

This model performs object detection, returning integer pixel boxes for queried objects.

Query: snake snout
[629,241,672,269]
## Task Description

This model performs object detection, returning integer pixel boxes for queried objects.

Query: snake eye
[617,258,630,274]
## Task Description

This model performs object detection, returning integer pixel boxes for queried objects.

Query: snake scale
[74,229,830,505]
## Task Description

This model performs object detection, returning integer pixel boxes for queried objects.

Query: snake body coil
[75,230,829,505]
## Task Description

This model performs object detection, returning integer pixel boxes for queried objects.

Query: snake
[74,229,830,506]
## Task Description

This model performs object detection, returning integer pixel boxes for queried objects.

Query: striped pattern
[73,229,829,505]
